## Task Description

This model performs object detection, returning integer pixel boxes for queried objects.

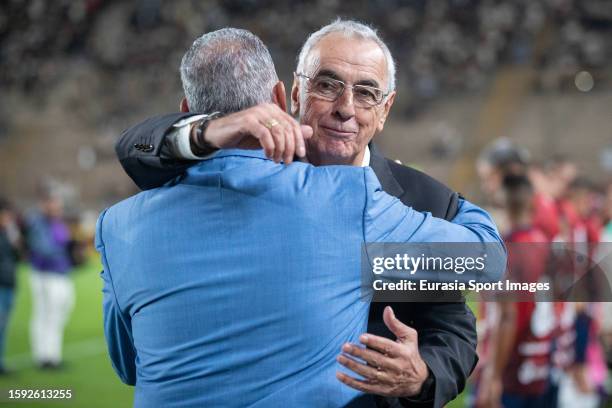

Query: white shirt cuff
[168,114,214,160]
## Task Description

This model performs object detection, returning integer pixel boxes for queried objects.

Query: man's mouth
[319,125,357,139]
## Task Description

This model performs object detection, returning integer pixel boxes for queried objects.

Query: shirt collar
[210,146,371,166]
[361,146,371,167]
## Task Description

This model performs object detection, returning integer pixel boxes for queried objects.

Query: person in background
[598,182,612,374]
[528,162,560,242]
[549,155,578,198]
[476,138,530,235]
[547,174,607,408]
[475,174,552,408]
[600,183,612,244]
[25,190,74,369]
[0,197,21,374]
[473,141,526,406]
[565,178,601,254]
[556,178,606,408]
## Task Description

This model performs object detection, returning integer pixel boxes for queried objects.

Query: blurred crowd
[0,187,88,374]
[1,0,611,115]
[471,138,612,407]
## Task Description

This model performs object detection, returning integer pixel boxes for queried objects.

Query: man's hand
[336,306,430,398]
[195,103,313,164]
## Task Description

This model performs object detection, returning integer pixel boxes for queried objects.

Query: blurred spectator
[25,190,74,369]
[558,180,607,407]
[548,173,605,407]
[474,174,552,408]
[476,138,529,234]
[0,197,20,374]
[1,0,611,113]
[602,183,612,241]
[550,156,579,202]
[528,162,561,241]
[566,178,601,247]
[558,302,606,408]
[472,146,612,407]
[598,182,612,372]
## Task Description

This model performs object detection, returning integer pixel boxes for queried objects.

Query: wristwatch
[190,113,221,157]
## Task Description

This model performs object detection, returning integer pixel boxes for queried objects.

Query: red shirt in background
[502,227,554,396]
[533,193,560,241]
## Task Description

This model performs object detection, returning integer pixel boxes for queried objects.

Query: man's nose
[333,87,356,121]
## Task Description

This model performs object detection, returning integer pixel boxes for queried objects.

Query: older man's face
[291,33,396,166]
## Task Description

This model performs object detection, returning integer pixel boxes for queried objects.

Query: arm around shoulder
[115,112,198,190]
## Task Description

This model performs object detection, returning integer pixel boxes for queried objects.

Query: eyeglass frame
[294,72,390,107]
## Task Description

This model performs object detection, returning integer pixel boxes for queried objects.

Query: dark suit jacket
[115,113,478,408]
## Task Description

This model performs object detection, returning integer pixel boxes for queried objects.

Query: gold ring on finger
[263,119,280,129]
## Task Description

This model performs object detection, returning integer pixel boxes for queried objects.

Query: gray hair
[180,28,278,114]
[296,19,396,93]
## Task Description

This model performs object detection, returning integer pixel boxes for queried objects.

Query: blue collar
[206,148,270,161]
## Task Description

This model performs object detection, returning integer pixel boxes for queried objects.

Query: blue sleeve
[362,167,506,279]
[363,168,501,244]
[96,210,137,386]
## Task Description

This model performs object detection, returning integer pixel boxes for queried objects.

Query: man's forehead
[305,33,388,85]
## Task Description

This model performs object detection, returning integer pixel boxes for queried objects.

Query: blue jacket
[96,149,502,407]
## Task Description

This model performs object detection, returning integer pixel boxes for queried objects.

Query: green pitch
[0,258,133,407]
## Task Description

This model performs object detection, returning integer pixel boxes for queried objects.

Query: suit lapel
[368,143,404,199]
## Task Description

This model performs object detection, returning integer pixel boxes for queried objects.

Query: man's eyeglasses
[295,73,389,108]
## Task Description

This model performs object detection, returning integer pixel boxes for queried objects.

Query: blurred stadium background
[1,0,612,406]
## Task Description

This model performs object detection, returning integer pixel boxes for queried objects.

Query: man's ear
[376,91,396,133]
[180,97,190,113]
[290,74,300,116]
[271,81,287,112]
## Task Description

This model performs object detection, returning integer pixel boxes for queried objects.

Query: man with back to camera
[113,20,504,407]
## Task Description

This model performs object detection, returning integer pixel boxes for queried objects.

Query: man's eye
[355,87,377,100]
[315,79,339,92]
